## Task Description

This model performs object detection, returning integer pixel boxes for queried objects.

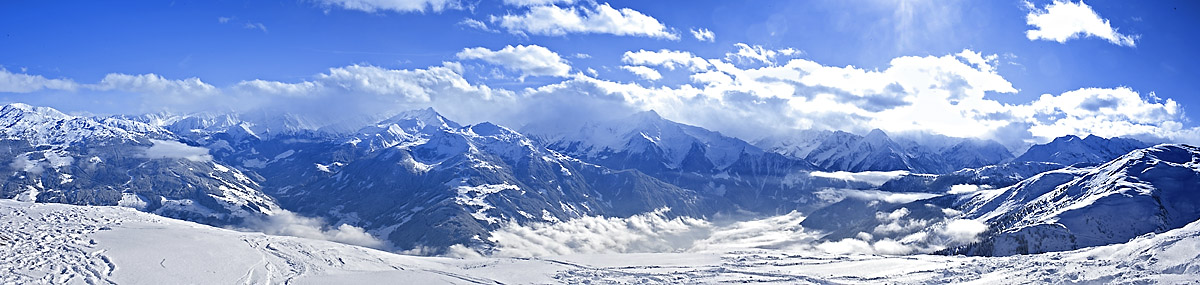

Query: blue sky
[2,0,1198,148]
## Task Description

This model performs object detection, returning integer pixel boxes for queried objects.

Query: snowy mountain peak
[1014,134,1149,166]
[631,109,663,122]
[468,122,518,138]
[1,102,72,120]
[378,107,461,131]
[0,103,170,146]
[864,128,888,139]
[859,129,896,146]
[1053,135,1081,143]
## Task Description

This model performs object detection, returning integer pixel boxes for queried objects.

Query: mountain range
[2,102,1195,260]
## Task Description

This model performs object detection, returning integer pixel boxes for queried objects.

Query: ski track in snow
[2,199,1198,284]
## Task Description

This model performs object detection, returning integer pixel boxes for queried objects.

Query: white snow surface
[3,199,1197,284]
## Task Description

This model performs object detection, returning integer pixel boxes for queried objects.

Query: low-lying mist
[446,194,990,258]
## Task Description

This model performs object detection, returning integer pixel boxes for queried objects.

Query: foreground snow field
[3,199,1198,284]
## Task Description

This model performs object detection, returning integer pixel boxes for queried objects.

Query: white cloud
[237,209,387,249]
[232,63,515,129]
[217,17,231,23]
[809,170,910,186]
[7,43,1199,151]
[0,68,78,93]
[947,184,982,194]
[816,238,874,255]
[1019,87,1185,141]
[243,22,268,33]
[492,3,679,39]
[690,28,715,42]
[811,208,991,255]
[458,18,497,32]
[688,211,819,252]
[816,189,939,204]
[620,65,662,81]
[621,49,711,71]
[938,219,988,244]
[91,73,219,97]
[1025,0,1137,47]
[234,79,321,96]
[725,43,801,66]
[456,45,572,79]
[501,0,574,6]
[140,139,213,162]
[317,0,461,13]
[482,208,712,257]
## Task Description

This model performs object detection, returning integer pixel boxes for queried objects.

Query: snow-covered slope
[3,199,1196,284]
[949,144,1200,255]
[1013,134,1149,166]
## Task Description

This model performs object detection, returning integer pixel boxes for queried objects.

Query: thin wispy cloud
[318,0,462,13]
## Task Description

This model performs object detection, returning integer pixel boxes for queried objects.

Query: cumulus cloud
[4,43,1198,151]
[725,43,801,65]
[1019,87,1186,141]
[317,0,461,13]
[1025,0,1137,47]
[0,68,78,93]
[621,49,711,71]
[140,139,214,162]
[91,73,219,98]
[456,45,572,79]
[620,65,662,81]
[237,209,387,249]
[492,3,679,39]
[690,28,715,42]
[230,62,514,129]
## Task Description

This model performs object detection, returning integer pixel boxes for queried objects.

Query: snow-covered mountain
[524,110,770,172]
[947,144,1200,255]
[162,108,728,252]
[878,161,1066,193]
[7,102,1197,266]
[1013,134,1149,166]
[801,143,1200,256]
[523,110,826,213]
[757,129,1013,174]
[0,103,279,225]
